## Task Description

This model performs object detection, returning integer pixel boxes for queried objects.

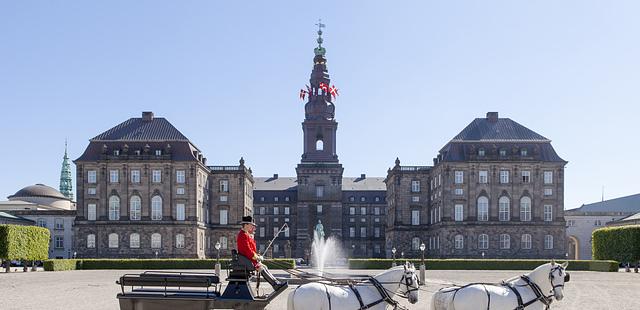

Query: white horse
[431,261,570,310]
[287,262,420,310]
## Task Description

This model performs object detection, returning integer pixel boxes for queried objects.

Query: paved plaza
[3,268,639,310]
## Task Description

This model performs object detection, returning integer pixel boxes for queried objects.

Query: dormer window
[478,148,485,157]
[349,196,355,202]
[113,150,120,156]
[500,149,507,157]
[134,150,141,155]
[155,150,162,156]
[520,148,528,156]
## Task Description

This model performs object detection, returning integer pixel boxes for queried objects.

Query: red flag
[319,82,328,91]
[329,85,339,98]
[299,89,307,100]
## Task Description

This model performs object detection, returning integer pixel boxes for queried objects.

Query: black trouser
[259,265,280,287]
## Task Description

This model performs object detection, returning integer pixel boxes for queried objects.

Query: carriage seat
[228,249,255,281]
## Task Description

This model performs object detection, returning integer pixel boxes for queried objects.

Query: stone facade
[74,112,252,258]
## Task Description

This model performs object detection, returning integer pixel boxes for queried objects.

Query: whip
[261,223,288,257]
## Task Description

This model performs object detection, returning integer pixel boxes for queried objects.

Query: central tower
[295,23,344,258]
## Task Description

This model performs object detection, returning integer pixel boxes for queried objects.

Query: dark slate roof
[91,117,189,141]
[75,141,200,162]
[8,184,69,201]
[616,212,640,222]
[566,193,640,214]
[450,117,549,143]
[253,176,387,191]
[0,212,35,224]
[438,142,566,162]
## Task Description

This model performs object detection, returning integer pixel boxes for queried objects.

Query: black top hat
[240,215,256,226]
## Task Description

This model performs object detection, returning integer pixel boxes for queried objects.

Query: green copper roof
[59,141,74,200]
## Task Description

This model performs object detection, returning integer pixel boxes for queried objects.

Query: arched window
[151,233,162,249]
[130,196,141,220]
[520,197,531,221]
[87,234,96,248]
[109,196,120,220]
[316,139,324,151]
[151,196,163,220]
[108,233,119,248]
[176,234,185,249]
[130,233,140,248]
[411,237,421,250]
[478,234,489,249]
[522,234,532,249]
[499,196,510,221]
[500,234,510,249]
[477,197,489,221]
[454,235,464,249]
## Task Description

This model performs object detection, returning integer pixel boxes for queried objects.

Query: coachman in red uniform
[237,215,284,290]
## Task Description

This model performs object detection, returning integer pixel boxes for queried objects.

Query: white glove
[256,254,265,262]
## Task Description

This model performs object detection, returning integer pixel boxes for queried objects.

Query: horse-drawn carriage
[116,250,288,310]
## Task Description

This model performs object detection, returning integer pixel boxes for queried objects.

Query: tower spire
[314,19,326,56]
[304,20,335,121]
[59,139,74,200]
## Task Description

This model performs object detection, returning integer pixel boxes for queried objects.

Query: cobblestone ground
[3,268,639,310]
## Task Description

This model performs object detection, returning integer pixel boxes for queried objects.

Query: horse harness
[447,266,569,310]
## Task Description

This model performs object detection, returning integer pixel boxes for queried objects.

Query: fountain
[311,220,346,275]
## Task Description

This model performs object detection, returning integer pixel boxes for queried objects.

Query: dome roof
[8,184,70,200]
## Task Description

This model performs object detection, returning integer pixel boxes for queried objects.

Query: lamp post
[351,244,356,258]
[481,252,485,259]
[419,243,426,285]
[401,251,404,259]
[215,241,222,276]
[391,247,397,267]
[155,251,158,259]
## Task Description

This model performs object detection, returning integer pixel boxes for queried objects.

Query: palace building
[73,28,567,259]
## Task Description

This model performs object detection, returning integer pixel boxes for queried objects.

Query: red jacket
[237,230,259,267]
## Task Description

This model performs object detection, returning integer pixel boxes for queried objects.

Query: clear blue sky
[1,1,638,210]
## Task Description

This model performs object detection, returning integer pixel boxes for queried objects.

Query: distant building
[2,183,76,258]
[0,211,34,226]
[565,193,640,259]
[608,212,640,227]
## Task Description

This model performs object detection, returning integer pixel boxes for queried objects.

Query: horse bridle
[398,265,420,296]
[549,265,570,291]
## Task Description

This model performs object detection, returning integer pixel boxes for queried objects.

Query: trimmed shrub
[593,225,640,263]
[42,258,295,271]
[0,224,50,261]
[44,259,78,271]
[348,259,618,272]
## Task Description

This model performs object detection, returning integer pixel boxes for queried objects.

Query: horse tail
[287,286,297,310]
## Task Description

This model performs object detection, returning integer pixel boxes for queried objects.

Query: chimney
[273,173,279,179]
[486,112,499,123]
[142,111,154,122]
[360,174,366,179]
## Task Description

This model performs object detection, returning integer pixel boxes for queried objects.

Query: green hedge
[348,259,618,272]
[43,258,295,271]
[593,225,640,263]
[0,224,50,261]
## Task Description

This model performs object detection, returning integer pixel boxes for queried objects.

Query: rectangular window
[54,218,64,230]
[544,205,553,222]
[274,196,279,202]
[374,244,381,254]
[479,171,488,184]
[220,236,228,249]
[349,227,355,238]
[522,234,532,249]
[54,236,64,249]
[360,207,366,215]
[87,204,96,221]
[374,207,380,215]
[88,170,97,183]
[259,207,265,215]
[87,234,96,248]
[284,207,290,215]
[152,170,162,183]
[220,209,228,225]
[411,210,420,225]
[349,207,355,215]
[360,227,366,238]
[219,195,228,202]
[521,171,531,183]
[316,185,324,198]
[176,204,185,221]
[88,187,96,195]
[155,149,162,156]
[454,171,464,184]
[454,188,464,196]
[177,187,185,195]
[544,171,553,184]
[545,235,554,249]
[110,170,119,183]
[411,180,421,192]
[273,227,279,237]
[131,170,140,183]
[374,227,380,238]
[500,170,509,184]
[317,205,323,213]
[412,196,420,202]
[454,204,463,221]
[220,180,229,192]
[259,227,265,238]
[284,227,290,237]
[176,170,186,183]
[544,188,553,196]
